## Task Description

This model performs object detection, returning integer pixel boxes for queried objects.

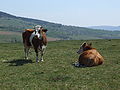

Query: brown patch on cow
[25,29,34,32]
[77,42,104,67]
[22,30,33,46]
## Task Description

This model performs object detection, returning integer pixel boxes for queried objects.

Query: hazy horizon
[1,0,120,27]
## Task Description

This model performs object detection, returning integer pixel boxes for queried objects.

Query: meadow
[0,39,120,90]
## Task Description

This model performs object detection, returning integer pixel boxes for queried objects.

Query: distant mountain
[88,26,120,31]
[1,11,120,41]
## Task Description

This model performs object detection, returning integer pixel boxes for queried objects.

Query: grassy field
[0,39,120,90]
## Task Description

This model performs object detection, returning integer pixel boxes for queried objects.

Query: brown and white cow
[22,25,47,62]
[75,42,104,67]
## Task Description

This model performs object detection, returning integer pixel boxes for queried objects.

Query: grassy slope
[0,39,120,90]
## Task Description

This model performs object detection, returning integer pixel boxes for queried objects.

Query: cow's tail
[22,32,26,44]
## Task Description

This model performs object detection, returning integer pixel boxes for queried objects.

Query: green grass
[0,39,120,90]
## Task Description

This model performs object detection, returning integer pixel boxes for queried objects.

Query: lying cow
[75,42,104,67]
[22,25,47,62]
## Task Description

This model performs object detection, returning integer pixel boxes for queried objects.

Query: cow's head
[77,42,92,54]
[34,25,42,30]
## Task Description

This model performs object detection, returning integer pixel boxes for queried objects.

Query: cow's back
[79,49,104,66]
[22,31,34,46]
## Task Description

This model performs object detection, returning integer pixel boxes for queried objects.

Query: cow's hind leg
[24,47,30,59]
[40,51,44,62]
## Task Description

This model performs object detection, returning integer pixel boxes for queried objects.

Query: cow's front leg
[35,49,39,63]
[40,45,46,61]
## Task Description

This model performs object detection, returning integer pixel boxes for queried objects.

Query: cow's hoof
[74,62,80,67]
[25,57,28,60]
[36,60,39,63]
[40,59,44,62]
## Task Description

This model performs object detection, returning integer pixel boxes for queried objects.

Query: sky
[1,0,120,27]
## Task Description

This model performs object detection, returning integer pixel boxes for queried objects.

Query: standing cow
[75,42,104,67]
[22,25,47,62]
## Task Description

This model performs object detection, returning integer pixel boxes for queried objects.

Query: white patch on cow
[30,32,35,44]
[35,25,42,30]
[35,30,41,38]
[40,58,44,62]
[30,30,41,45]
[74,62,80,67]
[42,45,46,50]
[77,47,83,54]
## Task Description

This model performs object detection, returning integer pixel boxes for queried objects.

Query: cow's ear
[42,29,48,32]
[89,43,92,46]
[82,42,87,47]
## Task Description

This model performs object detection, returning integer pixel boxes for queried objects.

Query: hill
[1,11,120,42]
[88,25,120,31]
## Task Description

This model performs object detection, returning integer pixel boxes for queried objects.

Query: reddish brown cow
[75,42,104,67]
[22,25,47,62]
